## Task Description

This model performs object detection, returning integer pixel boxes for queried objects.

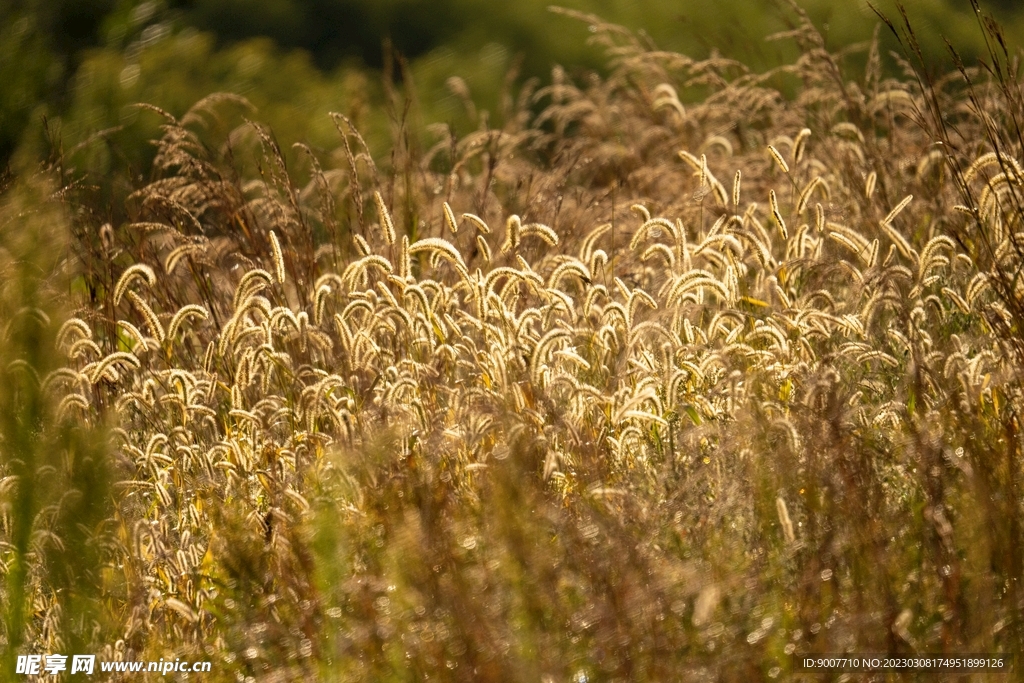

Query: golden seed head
[768,145,789,174]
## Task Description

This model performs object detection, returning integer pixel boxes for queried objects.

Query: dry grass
[2,3,1024,681]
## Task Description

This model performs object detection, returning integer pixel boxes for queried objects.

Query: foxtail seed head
[768,145,789,174]
[269,231,286,284]
[374,191,396,245]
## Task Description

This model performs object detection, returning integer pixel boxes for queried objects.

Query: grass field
[2,2,1024,681]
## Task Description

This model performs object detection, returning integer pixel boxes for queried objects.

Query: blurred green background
[3,0,1023,175]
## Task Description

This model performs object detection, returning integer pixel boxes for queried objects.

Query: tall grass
[2,3,1023,681]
